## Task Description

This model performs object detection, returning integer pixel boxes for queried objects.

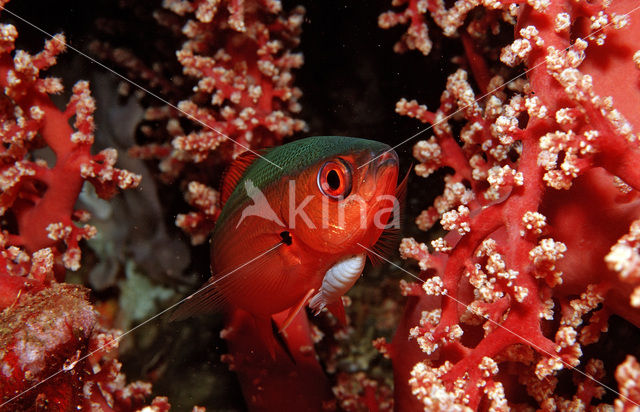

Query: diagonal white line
[359,3,640,169]
[0,5,283,170]
[0,241,283,408]
[357,242,640,407]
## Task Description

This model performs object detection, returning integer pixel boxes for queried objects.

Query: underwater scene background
[1,0,640,410]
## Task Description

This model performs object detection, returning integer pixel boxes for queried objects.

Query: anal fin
[252,315,280,360]
[272,318,295,363]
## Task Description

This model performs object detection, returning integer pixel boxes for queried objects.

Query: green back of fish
[214,136,390,232]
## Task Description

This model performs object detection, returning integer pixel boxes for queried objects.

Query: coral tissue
[0,1,166,409]
[380,0,640,409]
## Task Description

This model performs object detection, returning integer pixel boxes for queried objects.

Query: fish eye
[317,159,352,200]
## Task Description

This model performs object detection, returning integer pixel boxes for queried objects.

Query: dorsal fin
[220,150,263,206]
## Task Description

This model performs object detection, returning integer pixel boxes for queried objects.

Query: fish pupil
[327,169,341,190]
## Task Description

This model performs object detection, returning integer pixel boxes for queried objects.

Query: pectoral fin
[169,239,286,322]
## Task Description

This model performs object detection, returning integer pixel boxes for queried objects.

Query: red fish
[173,136,405,351]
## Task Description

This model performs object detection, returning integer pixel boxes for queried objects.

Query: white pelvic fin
[309,254,366,314]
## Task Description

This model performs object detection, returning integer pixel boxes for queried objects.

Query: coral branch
[0,5,166,410]
[382,0,640,408]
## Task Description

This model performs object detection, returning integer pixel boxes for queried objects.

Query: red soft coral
[0,2,174,410]
[381,0,640,409]
[0,283,159,411]
[0,22,140,273]
[123,0,307,244]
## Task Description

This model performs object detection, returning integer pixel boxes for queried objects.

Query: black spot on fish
[280,231,292,246]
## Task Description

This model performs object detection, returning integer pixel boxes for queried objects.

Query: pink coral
[0,2,173,410]
[89,2,328,409]
[125,0,307,244]
[0,12,140,273]
[615,355,640,410]
[381,0,640,409]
